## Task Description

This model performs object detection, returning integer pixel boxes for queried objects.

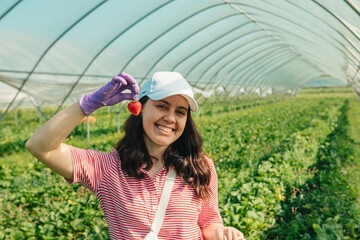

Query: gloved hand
[79,72,139,115]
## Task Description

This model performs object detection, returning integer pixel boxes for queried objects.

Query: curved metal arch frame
[194,43,282,96]
[230,46,294,78]
[198,53,301,103]
[185,30,278,80]
[0,0,107,122]
[119,2,228,81]
[296,0,360,85]
[229,0,360,59]
[288,0,360,87]
[350,63,360,80]
[170,20,253,72]
[56,2,236,114]
[0,0,22,20]
[268,64,320,89]
[229,0,360,62]
[261,26,357,78]
[243,61,310,99]
[344,0,360,15]
[232,55,301,96]
[226,50,299,90]
[54,1,175,114]
[253,18,359,69]
[214,3,332,97]
[261,24,359,73]
[194,37,280,88]
[284,0,360,57]
[241,57,304,91]
[226,1,360,73]
[252,52,318,89]
[199,47,295,101]
[198,44,284,94]
[256,19,359,69]
[141,15,253,83]
[349,65,360,92]
[223,1,338,78]
[1,0,359,116]
[217,54,298,101]
[261,59,318,89]
[216,45,290,87]
[195,53,296,104]
[312,0,360,42]
[192,35,279,85]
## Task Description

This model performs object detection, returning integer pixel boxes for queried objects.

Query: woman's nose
[163,111,176,122]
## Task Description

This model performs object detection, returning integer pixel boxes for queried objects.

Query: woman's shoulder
[202,154,216,168]
[72,147,121,165]
[109,149,121,162]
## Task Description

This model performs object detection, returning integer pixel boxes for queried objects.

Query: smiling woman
[26,71,245,239]
[142,96,189,149]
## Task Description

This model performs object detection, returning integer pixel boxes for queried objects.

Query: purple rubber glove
[79,72,139,115]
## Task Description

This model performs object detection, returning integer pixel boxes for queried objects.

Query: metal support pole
[245,95,249,109]
[117,112,120,134]
[87,116,90,144]
[108,107,112,127]
[14,109,18,126]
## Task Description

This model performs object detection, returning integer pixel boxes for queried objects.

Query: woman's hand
[220,226,245,240]
[202,223,245,240]
[79,72,140,115]
[26,73,139,179]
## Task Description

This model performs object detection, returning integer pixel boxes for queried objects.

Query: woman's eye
[157,105,166,109]
[177,111,186,116]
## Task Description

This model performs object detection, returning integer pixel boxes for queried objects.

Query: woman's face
[141,95,189,151]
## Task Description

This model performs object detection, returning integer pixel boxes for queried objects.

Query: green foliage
[0,158,109,239]
[264,100,360,239]
[1,91,359,239]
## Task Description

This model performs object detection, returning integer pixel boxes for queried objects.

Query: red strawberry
[127,101,142,116]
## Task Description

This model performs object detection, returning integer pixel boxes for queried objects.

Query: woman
[26,71,245,240]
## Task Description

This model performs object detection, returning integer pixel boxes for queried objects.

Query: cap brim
[147,91,198,112]
[181,94,198,112]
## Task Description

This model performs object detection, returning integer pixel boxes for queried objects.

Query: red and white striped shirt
[65,146,223,239]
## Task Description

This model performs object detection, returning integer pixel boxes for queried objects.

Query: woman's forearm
[26,102,85,155]
[202,223,245,240]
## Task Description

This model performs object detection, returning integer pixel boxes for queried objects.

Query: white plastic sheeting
[0,0,359,118]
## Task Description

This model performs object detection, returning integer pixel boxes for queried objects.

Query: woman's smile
[141,95,189,150]
[155,124,174,134]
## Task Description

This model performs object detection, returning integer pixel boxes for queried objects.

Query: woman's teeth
[157,125,172,133]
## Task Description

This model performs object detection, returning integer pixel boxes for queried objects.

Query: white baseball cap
[138,71,198,112]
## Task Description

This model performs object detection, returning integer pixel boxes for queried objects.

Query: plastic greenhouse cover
[0,0,359,118]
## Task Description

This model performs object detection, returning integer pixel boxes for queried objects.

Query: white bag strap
[143,167,176,240]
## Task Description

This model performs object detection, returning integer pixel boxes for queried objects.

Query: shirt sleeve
[198,157,223,227]
[64,145,115,193]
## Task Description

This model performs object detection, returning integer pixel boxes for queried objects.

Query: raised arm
[26,103,84,179]
[26,73,139,180]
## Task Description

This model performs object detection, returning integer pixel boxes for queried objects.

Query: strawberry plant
[1,89,359,239]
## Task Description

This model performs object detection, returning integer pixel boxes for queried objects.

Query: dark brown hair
[115,96,211,200]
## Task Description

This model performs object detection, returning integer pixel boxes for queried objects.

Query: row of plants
[1,92,359,239]
[266,100,360,239]
[198,97,359,239]
[0,94,286,156]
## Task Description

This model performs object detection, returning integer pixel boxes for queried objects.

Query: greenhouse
[1,1,360,239]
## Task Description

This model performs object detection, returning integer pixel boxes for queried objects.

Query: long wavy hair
[115,96,211,200]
